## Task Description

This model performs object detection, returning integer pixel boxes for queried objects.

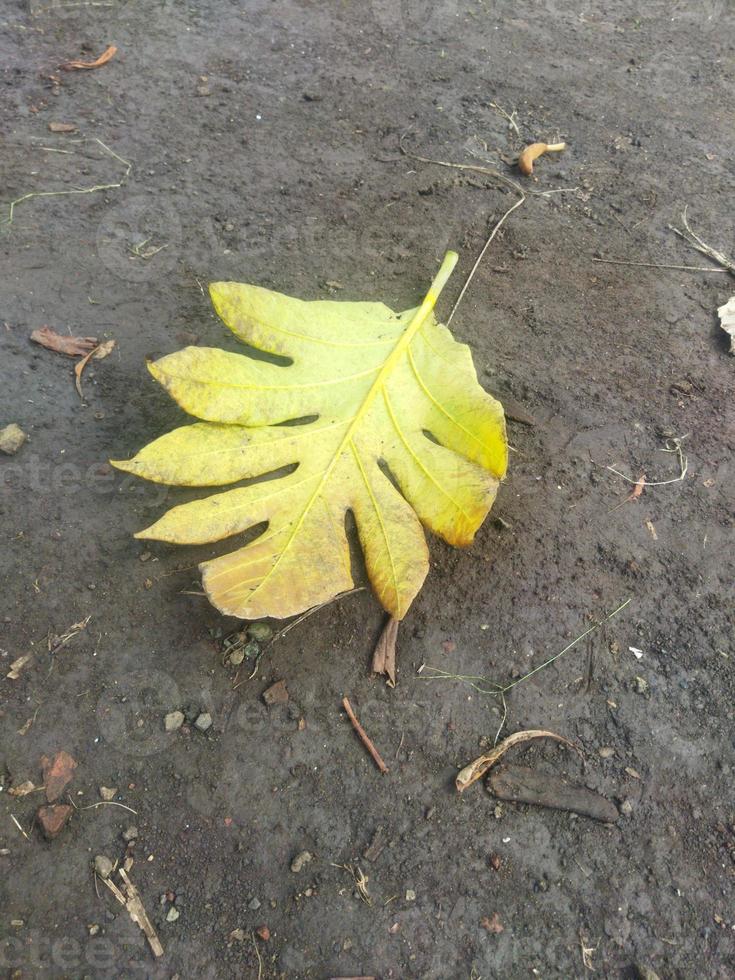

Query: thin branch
[592,256,729,275]
[342,697,389,774]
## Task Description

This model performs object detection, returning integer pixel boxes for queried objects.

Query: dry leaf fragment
[627,473,646,502]
[9,780,37,798]
[481,912,504,934]
[60,45,117,71]
[517,141,566,176]
[31,326,98,357]
[717,296,735,354]
[456,728,582,793]
[74,339,116,399]
[7,654,33,680]
[48,122,77,133]
[372,615,398,686]
[41,750,78,802]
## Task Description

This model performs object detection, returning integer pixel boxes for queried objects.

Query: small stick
[342,697,389,774]
[447,194,527,325]
[592,256,730,274]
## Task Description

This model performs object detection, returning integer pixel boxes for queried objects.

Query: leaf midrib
[218,253,459,604]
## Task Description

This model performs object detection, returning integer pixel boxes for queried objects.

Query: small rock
[290,850,312,873]
[248,897,261,910]
[228,648,245,666]
[37,803,73,840]
[256,925,270,941]
[634,966,661,980]
[88,924,100,936]
[620,799,634,817]
[196,85,211,97]
[247,622,273,643]
[164,710,185,732]
[0,424,27,455]
[405,889,416,901]
[94,855,114,879]
[99,786,117,801]
[166,906,180,922]
[194,712,212,732]
[122,825,139,842]
[229,927,245,942]
[263,680,288,706]
[633,676,649,696]
[48,121,77,133]
[599,746,616,758]
[41,750,78,802]
[488,852,501,871]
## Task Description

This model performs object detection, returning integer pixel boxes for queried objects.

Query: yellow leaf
[111,252,507,620]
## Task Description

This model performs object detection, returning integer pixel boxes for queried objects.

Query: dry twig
[342,697,389,774]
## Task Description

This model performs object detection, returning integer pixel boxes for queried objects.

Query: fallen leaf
[31,326,98,357]
[60,45,117,71]
[7,654,33,680]
[41,750,78,802]
[112,252,508,621]
[9,780,37,798]
[717,295,735,353]
[627,473,646,502]
[372,615,398,686]
[456,729,583,793]
[481,912,504,934]
[74,339,116,399]
[48,122,77,133]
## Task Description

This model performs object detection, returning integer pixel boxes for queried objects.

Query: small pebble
[122,825,139,842]
[620,799,634,817]
[405,889,416,901]
[0,424,27,455]
[99,786,117,801]
[248,897,261,910]
[228,648,245,666]
[166,907,180,922]
[94,855,114,879]
[230,927,245,942]
[164,710,185,732]
[290,850,312,873]
[88,924,100,936]
[194,712,213,732]
[633,676,649,695]
[599,746,616,758]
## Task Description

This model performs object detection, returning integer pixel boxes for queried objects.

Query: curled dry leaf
[455,728,582,793]
[60,45,117,71]
[517,141,566,176]
[31,326,98,357]
[372,615,399,686]
[74,339,116,399]
[717,296,735,354]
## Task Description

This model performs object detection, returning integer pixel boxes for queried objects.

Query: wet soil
[1,1,734,978]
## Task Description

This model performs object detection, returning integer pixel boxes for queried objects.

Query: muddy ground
[1,1,734,978]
